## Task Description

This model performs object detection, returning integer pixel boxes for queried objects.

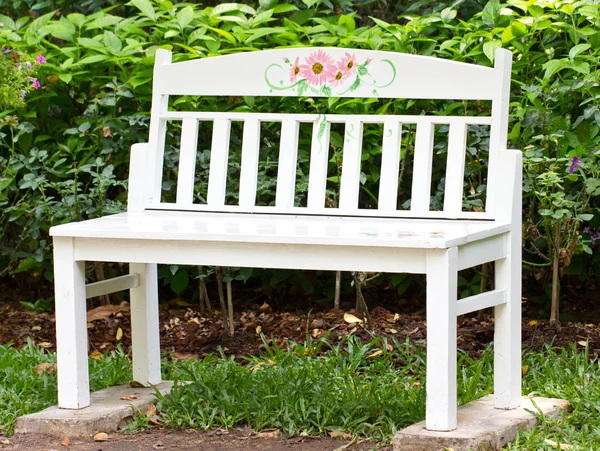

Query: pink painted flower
[300,50,335,87]
[31,78,40,89]
[329,66,347,87]
[339,52,358,76]
[36,54,46,63]
[289,57,301,83]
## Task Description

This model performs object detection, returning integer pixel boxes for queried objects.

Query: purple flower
[17,63,22,71]
[568,156,580,174]
[31,78,40,89]
[26,61,32,70]
[20,90,26,99]
[35,54,46,64]
[2,49,10,55]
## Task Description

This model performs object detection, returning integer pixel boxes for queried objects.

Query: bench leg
[425,247,458,431]
[130,263,161,386]
[493,237,522,409]
[54,237,90,409]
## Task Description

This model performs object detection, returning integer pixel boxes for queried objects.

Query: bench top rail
[141,47,513,222]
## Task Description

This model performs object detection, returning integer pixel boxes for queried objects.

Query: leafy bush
[0,0,599,316]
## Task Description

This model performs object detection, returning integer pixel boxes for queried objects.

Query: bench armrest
[128,143,149,213]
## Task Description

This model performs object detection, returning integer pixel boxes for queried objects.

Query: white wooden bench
[50,47,522,432]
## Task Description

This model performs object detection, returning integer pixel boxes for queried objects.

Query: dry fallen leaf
[386,343,393,351]
[61,436,70,447]
[93,432,109,442]
[34,363,57,375]
[146,403,161,425]
[412,381,421,387]
[120,395,139,401]
[328,430,352,439]
[153,441,165,450]
[528,320,538,326]
[543,439,573,450]
[87,302,129,322]
[116,327,123,341]
[258,302,272,313]
[90,350,103,361]
[343,313,363,324]
[31,326,41,331]
[38,342,53,349]
[256,325,262,334]
[256,430,281,438]
[102,126,113,138]
[578,340,588,347]
[522,365,529,376]
[368,350,383,358]
[389,328,398,334]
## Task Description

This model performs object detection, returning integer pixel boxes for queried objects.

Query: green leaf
[130,0,156,21]
[58,74,72,84]
[84,14,123,30]
[170,269,189,294]
[177,6,194,28]
[206,26,237,44]
[78,37,104,48]
[501,21,526,44]
[569,44,591,60]
[67,13,85,27]
[440,8,457,21]
[76,54,110,66]
[103,30,122,53]
[527,5,544,17]
[578,213,594,221]
[483,40,502,63]
[542,59,568,79]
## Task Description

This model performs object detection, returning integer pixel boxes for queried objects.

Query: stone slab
[14,381,173,438]
[394,395,569,451]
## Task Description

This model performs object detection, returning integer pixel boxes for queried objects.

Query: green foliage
[0,0,599,308]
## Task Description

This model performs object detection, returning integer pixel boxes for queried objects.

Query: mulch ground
[1,299,599,359]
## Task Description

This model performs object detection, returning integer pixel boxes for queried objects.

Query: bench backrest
[137,47,512,221]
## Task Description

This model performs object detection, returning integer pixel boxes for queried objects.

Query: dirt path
[0,429,386,451]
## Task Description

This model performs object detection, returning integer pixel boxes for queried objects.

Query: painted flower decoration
[339,52,358,76]
[265,51,396,97]
[289,57,300,83]
[300,50,335,87]
[568,156,580,174]
[329,66,347,87]
[36,54,46,64]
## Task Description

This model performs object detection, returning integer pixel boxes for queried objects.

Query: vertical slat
[128,143,148,213]
[443,121,468,214]
[147,49,172,204]
[206,118,232,207]
[176,118,199,205]
[425,247,458,431]
[307,117,330,208]
[239,118,261,208]
[410,120,435,213]
[378,119,403,211]
[275,119,300,208]
[130,263,161,386]
[487,49,513,216]
[338,119,364,212]
[54,236,89,409]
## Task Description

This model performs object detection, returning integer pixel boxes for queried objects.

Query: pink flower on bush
[36,54,46,63]
[300,50,335,87]
[339,52,358,76]
[289,57,301,83]
[31,78,40,89]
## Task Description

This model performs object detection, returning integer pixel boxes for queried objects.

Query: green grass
[0,340,132,435]
[1,337,599,449]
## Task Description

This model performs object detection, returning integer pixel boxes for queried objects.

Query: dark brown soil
[1,301,599,359]
[0,428,385,451]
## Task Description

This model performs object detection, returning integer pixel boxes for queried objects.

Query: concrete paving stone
[14,381,173,438]
[393,395,569,451]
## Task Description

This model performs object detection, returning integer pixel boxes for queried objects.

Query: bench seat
[50,211,510,249]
